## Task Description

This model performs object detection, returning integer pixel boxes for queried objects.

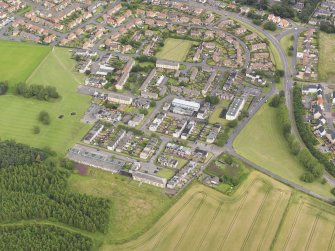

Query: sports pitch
[0,41,90,155]
[156,38,197,61]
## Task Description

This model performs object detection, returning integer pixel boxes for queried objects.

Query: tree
[269,95,281,107]
[205,96,220,105]
[150,101,156,108]
[300,172,315,183]
[38,111,51,125]
[263,21,277,31]
[227,120,238,128]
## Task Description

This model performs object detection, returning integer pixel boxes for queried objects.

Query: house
[313,105,323,119]
[302,85,318,95]
[327,130,335,144]
[318,126,326,137]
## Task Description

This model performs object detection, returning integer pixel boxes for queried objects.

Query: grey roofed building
[226,97,245,121]
[132,171,167,188]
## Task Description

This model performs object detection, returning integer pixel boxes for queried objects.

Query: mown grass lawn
[280,34,294,69]
[0,44,91,155]
[68,168,172,245]
[319,32,335,82]
[233,104,333,197]
[156,38,198,61]
[0,40,50,90]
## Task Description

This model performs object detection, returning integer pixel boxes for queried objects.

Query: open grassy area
[102,171,335,251]
[0,40,50,90]
[0,44,91,155]
[156,38,197,61]
[68,168,172,245]
[208,100,231,125]
[234,104,333,197]
[280,34,294,69]
[319,32,335,82]
[156,168,175,179]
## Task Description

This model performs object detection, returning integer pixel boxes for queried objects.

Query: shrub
[32,126,40,134]
[38,111,51,125]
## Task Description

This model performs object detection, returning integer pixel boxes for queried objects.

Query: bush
[300,172,315,183]
[38,111,51,125]
[0,81,8,95]
[32,126,40,134]
[331,188,335,196]
[263,21,277,31]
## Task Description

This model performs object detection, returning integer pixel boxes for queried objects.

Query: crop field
[156,38,197,61]
[0,45,90,155]
[100,172,335,251]
[233,104,333,198]
[273,196,335,251]
[103,172,291,251]
[319,32,335,82]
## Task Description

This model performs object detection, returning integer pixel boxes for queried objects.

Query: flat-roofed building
[156,59,180,70]
[172,98,200,113]
[226,97,245,120]
[132,171,167,188]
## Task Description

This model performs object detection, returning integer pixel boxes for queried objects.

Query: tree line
[14,82,59,101]
[270,92,323,182]
[0,225,93,251]
[293,86,335,178]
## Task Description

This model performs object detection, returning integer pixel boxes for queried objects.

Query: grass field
[0,43,91,155]
[68,168,172,244]
[280,34,294,69]
[156,38,197,61]
[208,100,231,125]
[0,40,50,90]
[101,171,335,251]
[233,104,333,197]
[156,168,175,179]
[319,32,335,82]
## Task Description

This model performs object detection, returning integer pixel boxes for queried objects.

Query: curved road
[176,0,335,203]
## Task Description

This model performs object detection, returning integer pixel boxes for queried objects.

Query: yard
[156,168,175,179]
[233,104,333,197]
[68,168,172,244]
[208,99,231,125]
[319,32,335,82]
[156,38,198,61]
[0,44,91,155]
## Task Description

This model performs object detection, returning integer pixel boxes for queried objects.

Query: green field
[319,32,335,82]
[0,40,50,90]
[103,171,335,251]
[156,38,197,61]
[233,104,333,197]
[0,42,91,155]
[156,168,175,179]
[68,168,172,245]
[280,34,294,69]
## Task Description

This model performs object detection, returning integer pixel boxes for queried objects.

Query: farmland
[233,105,333,197]
[101,171,335,251]
[319,32,335,82]
[0,44,91,155]
[156,38,198,61]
